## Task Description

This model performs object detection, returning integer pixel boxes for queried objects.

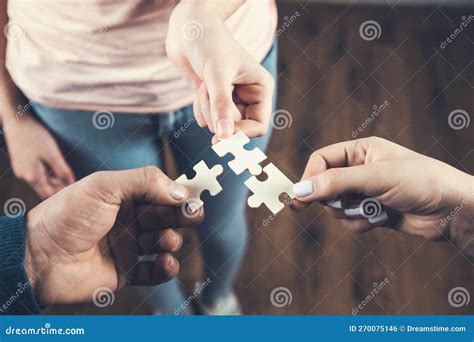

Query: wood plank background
[1,2,473,315]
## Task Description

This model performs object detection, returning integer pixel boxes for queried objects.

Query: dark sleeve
[0,215,41,315]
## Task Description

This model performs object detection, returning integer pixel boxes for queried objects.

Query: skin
[166,1,275,143]
[24,166,203,306]
[0,0,274,200]
[293,137,474,256]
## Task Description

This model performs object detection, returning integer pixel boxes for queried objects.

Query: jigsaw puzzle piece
[245,163,296,214]
[212,131,267,175]
[176,160,224,211]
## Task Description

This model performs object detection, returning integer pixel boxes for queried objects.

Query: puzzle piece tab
[176,161,223,211]
[245,163,296,214]
[212,131,267,176]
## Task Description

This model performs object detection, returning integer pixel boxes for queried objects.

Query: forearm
[449,173,474,256]
[0,0,29,125]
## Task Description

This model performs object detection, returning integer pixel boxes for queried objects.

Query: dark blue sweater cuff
[0,215,41,315]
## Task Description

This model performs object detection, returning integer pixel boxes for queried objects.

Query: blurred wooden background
[1,2,473,315]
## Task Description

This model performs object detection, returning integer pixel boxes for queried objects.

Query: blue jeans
[31,42,277,314]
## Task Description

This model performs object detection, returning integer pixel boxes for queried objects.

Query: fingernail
[170,182,187,200]
[293,180,314,197]
[216,119,233,138]
[368,211,388,225]
[344,207,362,217]
[325,198,343,209]
[168,255,175,267]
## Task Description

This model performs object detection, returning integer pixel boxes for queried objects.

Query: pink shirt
[6,0,277,114]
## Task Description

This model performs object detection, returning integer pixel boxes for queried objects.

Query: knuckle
[143,165,165,188]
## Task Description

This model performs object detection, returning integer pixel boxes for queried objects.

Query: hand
[4,114,75,199]
[23,166,202,306]
[166,2,275,142]
[292,137,474,254]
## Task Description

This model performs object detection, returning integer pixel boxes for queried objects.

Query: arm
[167,0,275,142]
[0,1,75,199]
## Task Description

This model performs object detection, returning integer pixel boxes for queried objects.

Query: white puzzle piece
[176,160,224,211]
[245,163,296,214]
[212,131,267,175]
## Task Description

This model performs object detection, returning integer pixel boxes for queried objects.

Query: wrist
[447,173,474,254]
[23,207,48,299]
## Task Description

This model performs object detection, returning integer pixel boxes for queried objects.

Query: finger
[138,229,183,254]
[31,164,57,199]
[193,98,206,128]
[87,167,189,206]
[46,153,76,185]
[234,119,268,137]
[198,83,213,132]
[293,163,390,204]
[135,204,205,230]
[133,253,179,286]
[203,63,237,139]
[340,218,377,234]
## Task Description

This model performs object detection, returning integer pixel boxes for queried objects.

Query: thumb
[203,62,236,139]
[86,166,188,206]
[293,164,389,203]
